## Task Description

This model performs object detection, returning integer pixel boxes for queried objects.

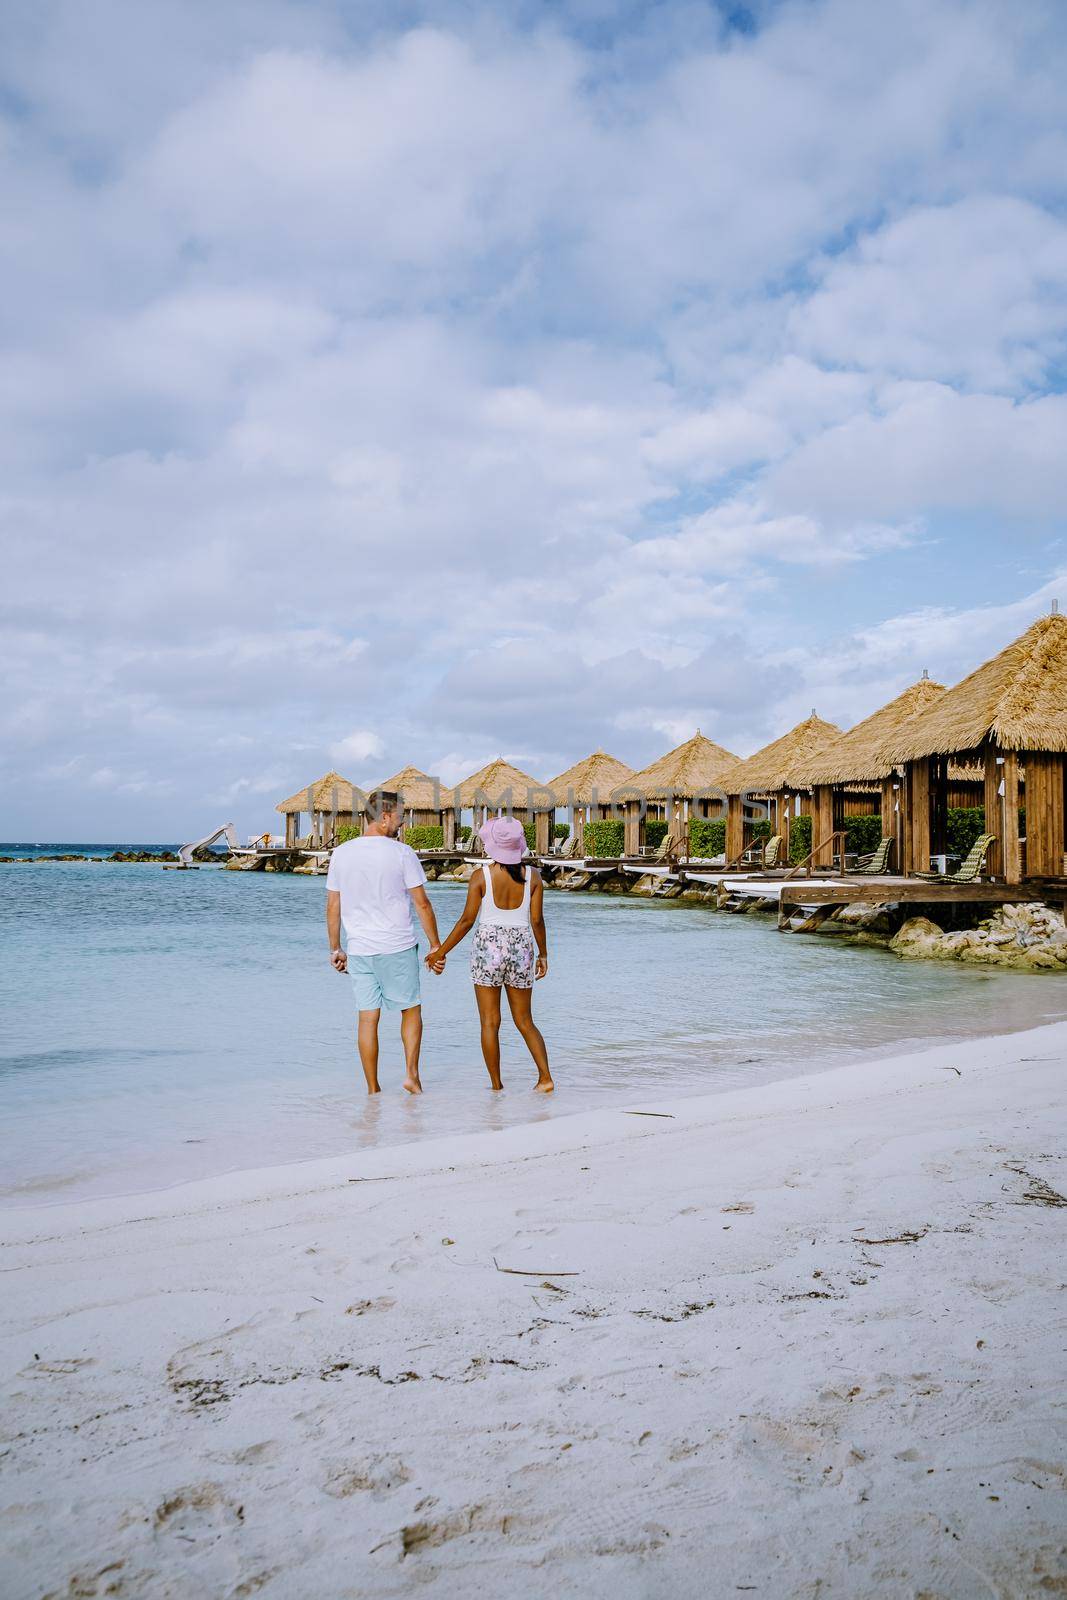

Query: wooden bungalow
[721,714,842,866]
[453,757,556,853]
[879,610,1067,884]
[623,732,739,856]
[374,765,457,847]
[791,678,946,871]
[275,771,364,849]
[548,750,634,853]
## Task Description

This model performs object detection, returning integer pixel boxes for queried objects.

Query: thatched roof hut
[454,757,554,811]
[374,765,446,812]
[627,732,739,799]
[796,679,945,787]
[275,771,362,815]
[880,613,1067,763]
[721,714,842,796]
[548,750,633,806]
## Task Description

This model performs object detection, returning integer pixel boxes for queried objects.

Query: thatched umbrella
[374,765,456,847]
[454,757,556,852]
[720,713,841,866]
[623,732,739,854]
[548,750,634,852]
[275,771,364,848]
[788,681,945,871]
[878,609,1067,882]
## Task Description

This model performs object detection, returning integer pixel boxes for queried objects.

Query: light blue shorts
[348,946,421,1013]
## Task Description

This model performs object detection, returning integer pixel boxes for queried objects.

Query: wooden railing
[781,830,850,880]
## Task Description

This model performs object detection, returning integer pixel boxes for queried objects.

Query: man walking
[326,793,443,1094]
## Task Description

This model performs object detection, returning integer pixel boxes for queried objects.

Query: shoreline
[6,997,1067,1216]
[3,1021,1066,1596]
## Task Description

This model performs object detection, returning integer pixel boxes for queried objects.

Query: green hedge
[751,818,772,845]
[947,806,985,858]
[404,825,443,850]
[458,825,472,843]
[788,814,813,864]
[689,818,725,857]
[585,818,624,856]
[843,813,883,855]
[334,824,362,844]
[646,819,668,848]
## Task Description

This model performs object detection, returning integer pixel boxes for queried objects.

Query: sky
[2,0,1066,840]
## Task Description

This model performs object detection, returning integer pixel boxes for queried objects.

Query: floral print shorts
[470,925,536,989]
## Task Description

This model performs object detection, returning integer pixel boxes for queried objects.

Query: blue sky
[2,0,1067,838]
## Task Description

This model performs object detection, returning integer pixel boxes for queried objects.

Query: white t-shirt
[325,837,428,956]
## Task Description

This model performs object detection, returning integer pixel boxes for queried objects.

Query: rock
[888,916,945,959]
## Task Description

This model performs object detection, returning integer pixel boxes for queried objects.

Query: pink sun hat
[478,815,527,863]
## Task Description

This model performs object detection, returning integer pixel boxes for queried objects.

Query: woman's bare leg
[504,986,553,1092]
[475,984,504,1089]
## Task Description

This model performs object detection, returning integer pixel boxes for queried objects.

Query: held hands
[330,948,347,973]
[425,946,447,974]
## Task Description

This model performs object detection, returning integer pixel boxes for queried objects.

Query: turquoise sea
[3,849,1065,1206]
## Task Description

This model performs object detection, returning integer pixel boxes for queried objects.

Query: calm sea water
[2,852,1065,1206]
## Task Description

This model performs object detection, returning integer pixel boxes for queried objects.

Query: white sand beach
[3,1024,1066,1599]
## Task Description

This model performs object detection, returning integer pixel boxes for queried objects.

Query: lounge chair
[728,833,782,872]
[914,833,996,884]
[853,836,893,875]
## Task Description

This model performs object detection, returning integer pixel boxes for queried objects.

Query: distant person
[426,816,553,1093]
[326,795,443,1095]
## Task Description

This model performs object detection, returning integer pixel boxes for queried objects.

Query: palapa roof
[626,732,740,799]
[276,771,363,815]
[548,749,634,805]
[883,612,1067,762]
[721,713,842,795]
[374,765,447,812]
[454,757,554,810]
[796,678,945,786]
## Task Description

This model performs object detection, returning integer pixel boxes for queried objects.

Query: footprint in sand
[153,1482,244,1545]
[323,1454,411,1499]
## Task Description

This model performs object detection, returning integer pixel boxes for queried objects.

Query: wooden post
[880,778,895,869]
[1023,751,1064,877]
[285,812,297,847]
[812,784,835,868]
[726,794,745,865]
[779,791,792,863]
[571,806,585,854]
[904,759,931,875]
[624,800,644,857]
[1001,752,1022,884]
[983,748,1004,878]
[443,807,456,850]
[535,810,551,854]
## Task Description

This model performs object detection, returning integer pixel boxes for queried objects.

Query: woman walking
[426,816,554,1093]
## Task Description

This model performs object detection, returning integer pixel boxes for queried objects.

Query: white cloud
[2,0,1067,836]
[331,730,385,766]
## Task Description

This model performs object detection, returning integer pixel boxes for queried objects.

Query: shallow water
[2,859,1064,1204]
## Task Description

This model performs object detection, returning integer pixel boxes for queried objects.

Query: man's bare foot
[534,1077,554,1093]
[402,1077,423,1095]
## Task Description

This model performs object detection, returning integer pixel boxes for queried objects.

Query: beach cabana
[623,733,739,856]
[374,765,457,848]
[548,750,634,853]
[721,714,842,867]
[880,609,1067,884]
[275,771,364,849]
[792,678,946,872]
[454,757,556,853]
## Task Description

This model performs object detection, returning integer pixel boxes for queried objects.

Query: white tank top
[479,863,532,928]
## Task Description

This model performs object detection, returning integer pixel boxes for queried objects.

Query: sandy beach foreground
[3,1028,1066,1599]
